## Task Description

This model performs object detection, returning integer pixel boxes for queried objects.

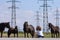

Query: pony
[48,23,59,38]
[7,26,18,37]
[23,21,35,38]
[0,22,10,37]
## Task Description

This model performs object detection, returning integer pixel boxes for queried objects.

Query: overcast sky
[0,0,60,32]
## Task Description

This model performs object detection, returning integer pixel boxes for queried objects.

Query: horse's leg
[53,31,55,38]
[31,33,34,38]
[56,33,58,38]
[31,32,34,38]
[8,34,10,38]
[52,32,54,38]
[57,32,59,38]
[1,31,3,38]
[55,32,58,38]
[27,33,29,38]
[24,32,26,38]
[8,32,10,38]
[52,33,54,38]
[58,32,60,37]
[8,30,11,38]
[33,31,35,38]
[53,33,55,38]
[17,32,18,37]
[58,31,59,37]
[14,33,15,37]
[8,32,9,37]
[51,33,53,38]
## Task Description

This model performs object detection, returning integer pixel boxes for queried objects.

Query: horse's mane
[23,22,28,28]
[49,23,55,27]
[56,26,59,28]
[48,23,60,31]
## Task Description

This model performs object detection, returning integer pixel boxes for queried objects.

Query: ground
[0,32,59,38]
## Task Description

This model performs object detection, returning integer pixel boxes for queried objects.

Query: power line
[38,0,52,32]
[7,0,20,28]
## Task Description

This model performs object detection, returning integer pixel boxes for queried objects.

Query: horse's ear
[25,21,28,23]
[7,22,10,23]
[8,22,10,23]
[48,23,50,26]
[48,23,51,25]
[48,23,50,24]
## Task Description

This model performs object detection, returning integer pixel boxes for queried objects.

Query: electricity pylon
[7,0,20,28]
[37,0,52,32]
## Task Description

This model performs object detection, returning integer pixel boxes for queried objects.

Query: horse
[7,26,18,37]
[48,23,59,38]
[0,22,10,37]
[23,21,35,38]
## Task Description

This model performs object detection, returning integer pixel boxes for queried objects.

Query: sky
[0,0,60,32]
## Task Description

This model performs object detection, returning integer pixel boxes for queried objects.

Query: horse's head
[3,22,10,28]
[15,26,18,29]
[48,23,53,29]
[24,21,28,28]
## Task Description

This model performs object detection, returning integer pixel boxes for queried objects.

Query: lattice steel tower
[7,0,20,28]
[56,8,60,27]
[36,11,40,26]
[38,0,52,32]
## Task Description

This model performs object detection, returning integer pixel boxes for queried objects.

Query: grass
[43,32,51,38]
[0,32,52,38]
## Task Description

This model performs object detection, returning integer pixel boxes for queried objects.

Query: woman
[36,26,44,38]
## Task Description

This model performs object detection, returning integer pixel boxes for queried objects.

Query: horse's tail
[33,29,35,36]
[30,25,35,37]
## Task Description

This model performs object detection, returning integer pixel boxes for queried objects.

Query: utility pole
[38,0,52,32]
[7,0,20,28]
[56,8,59,27]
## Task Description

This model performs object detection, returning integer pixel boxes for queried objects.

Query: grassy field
[0,32,52,38]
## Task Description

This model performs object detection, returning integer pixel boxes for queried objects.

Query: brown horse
[48,23,59,38]
[0,22,10,37]
[23,21,35,38]
[7,26,18,37]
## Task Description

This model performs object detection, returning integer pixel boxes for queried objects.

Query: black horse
[48,23,59,38]
[7,26,18,37]
[0,22,10,37]
[23,21,35,38]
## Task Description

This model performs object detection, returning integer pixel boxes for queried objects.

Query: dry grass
[0,32,52,38]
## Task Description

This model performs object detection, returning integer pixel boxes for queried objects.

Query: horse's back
[0,23,5,31]
[55,26,59,31]
[28,25,35,32]
[8,27,18,33]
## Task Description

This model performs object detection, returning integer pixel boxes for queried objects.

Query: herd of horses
[0,22,18,38]
[0,22,60,38]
